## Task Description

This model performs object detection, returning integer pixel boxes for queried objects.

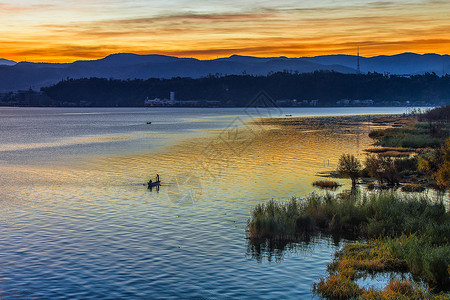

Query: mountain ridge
[0,52,449,92]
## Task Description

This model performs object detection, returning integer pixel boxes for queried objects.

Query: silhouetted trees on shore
[3,71,448,107]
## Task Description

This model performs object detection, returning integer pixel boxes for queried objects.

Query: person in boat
[156,174,160,182]
[148,179,152,186]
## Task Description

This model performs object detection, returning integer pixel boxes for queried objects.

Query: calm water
[0,107,413,299]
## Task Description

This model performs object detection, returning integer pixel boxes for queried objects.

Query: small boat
[147,122,152,124]
[285,114,292,117]
[147,174,161,189]
[148,180,160,188]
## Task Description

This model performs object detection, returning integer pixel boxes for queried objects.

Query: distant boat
[147,174,161,189]
[147,122,152,124]
[148,180,160,188]
[285,114,292,117]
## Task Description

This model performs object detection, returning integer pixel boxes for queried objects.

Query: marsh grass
[388,235,450,288]
[314,239,450,299]
[247,192,449,240]
[247,192,450,296]
[370,122,449,149]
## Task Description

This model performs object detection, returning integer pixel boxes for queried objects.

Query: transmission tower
[357,47,361,74]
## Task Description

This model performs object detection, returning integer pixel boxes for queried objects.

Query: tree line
[30,71,450,107]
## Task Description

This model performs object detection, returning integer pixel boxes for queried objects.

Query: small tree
[366,155,400,186]
[366,155,384,185]
[337,154,362,188]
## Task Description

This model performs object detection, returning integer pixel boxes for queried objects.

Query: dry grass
[361,279,449,300]
[312,180,340,189]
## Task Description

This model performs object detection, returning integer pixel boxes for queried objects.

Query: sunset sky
[1,0,449,62]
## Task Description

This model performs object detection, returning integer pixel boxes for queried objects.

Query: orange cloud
[0,1,449,62]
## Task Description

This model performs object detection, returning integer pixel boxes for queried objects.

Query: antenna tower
[357,47,360,74]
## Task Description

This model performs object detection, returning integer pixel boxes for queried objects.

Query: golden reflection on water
[0,133,172,152]
[1,115,377,209]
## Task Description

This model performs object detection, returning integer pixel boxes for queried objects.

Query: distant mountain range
[0,52,449,92]
[0,58,16,66]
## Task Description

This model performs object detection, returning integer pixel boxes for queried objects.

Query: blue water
[0,107,415,298]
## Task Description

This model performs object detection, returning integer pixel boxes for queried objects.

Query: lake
[0,106,415,299]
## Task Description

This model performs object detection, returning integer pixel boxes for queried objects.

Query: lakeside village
[144,92,376,107]
[0,89,435,107]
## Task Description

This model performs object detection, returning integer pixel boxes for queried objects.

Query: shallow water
[0,107,415,298]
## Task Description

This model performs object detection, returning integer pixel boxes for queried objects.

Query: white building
[145,92,176,106]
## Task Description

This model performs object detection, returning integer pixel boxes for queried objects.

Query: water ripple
[0,109,410,298]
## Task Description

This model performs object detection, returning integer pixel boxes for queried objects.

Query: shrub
[365,155,400,186]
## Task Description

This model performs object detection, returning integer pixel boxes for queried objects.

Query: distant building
[337,99,373,106]
[145,92,177,106]
[276,99,296,106]
[310,100,319,106]
[336,99,351,106]
[360,99,374,106]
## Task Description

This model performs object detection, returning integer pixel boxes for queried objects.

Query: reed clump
[247,198,312,241]
[312,180,340,189]
[247,192,449,240]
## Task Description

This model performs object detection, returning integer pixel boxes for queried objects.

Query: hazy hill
[0,58,16,66]
[0,53,449,92]
[302,53,450,75]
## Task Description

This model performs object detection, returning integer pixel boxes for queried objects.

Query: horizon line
[3,51,450,64]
